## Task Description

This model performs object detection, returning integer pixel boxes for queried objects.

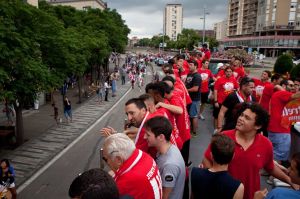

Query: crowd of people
[2,44,300,199]
[67,44,300,199]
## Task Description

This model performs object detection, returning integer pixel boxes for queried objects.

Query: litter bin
[290,122,300,159]
[34,100,39,110]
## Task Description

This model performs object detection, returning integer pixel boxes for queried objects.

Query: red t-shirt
[215,69,225,78]
[180,60,190,77]
[196,59,202,69]
[214,76,239,104]
[204,130,274,199]
[115,149,162,199]
[233,66,245,81]
[175,77,192,105]
[268,90,293,133]
[253,78,271,102]
[202,49,211,60]
[172,64,180,78]
[198,68,213,93]
[259,84,280,112]
[169,93,191,143]
[157,104,183,150]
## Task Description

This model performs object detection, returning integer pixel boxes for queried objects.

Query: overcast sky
[105,0,228,38]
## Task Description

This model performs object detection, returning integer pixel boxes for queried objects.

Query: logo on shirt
[223,82,234,91]
[200,73,209,81]
[165,175,174,182]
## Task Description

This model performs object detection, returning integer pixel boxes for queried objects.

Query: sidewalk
[0,63,131,188]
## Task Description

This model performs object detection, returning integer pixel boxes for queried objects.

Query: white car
[293,59,300,65]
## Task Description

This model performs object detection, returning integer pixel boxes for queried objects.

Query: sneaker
[198,114,205,120]
[191,132,197,137]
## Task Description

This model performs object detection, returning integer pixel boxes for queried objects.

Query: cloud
[106,0,228,38]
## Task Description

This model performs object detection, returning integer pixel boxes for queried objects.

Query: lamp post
[200,7,209,45]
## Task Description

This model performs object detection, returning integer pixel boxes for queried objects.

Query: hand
[216,128,222,134]
[124,127,138,140]
[214,102,219,108]
[291,182,300,190]
[254,188,268,199]
[198,163,204,168]
[100,126,116,137]
[155,102,164,109]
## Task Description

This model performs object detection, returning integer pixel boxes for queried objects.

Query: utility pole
[200,7,209,45]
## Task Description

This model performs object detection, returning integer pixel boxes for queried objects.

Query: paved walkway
[0,61,135,188]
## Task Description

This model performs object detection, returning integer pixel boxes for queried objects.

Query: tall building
[223,0,300,57]
[227,0,258,36]
[214,20,227,41]
[25,0,39,7]
[163,4,183,41]
[46,0,107,11]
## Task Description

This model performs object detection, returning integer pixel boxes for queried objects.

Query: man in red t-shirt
[268,79,300,163]
[175,54,189,82]
[213,66,239,129]
[232,57,245,82]
[202,103,294,199]
[259,73,282,113]
[103,133,162,199]
[100,98,151,154]
[201,43,211,61]
[252,70,272,102]
[198,59,215,120]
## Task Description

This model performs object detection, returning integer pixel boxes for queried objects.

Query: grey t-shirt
[156,144,185,199]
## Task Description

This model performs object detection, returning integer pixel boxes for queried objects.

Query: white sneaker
[198,114,205,120]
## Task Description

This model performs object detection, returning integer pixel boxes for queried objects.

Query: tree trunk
[14,102,24,146]
[77,76,82,103]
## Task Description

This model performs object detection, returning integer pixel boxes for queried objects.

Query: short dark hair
[146,82,165,98]
[292,152,300,177]
[187,59,198,66]
[69,168,119,199]
[224,65,233,72]
[144,116,172,141]
[125,98,147,110]
[280,79,289,86]
[237,103,270,133]
[139,93,154,102]
[0,159,10,168]
[202,43,208,48]
[263,70,272,78]
[271,73,281,82]
[210,134,235,165]
[160,81,173,94]
[162,75,175,85]
[162,64,175,74]
[240,76,254,87]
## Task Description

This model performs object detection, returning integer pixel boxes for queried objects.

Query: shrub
[290,64,300,80]
[273,54,293,75]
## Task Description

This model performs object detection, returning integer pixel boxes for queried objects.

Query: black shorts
[201,92,209,104]
[213,103,221,119]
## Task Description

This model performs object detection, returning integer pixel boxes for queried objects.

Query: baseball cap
[216,63,224,70]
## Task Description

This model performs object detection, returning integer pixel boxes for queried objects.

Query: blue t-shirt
[266,187,300,199]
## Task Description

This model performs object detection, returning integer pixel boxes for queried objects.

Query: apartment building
[47,0,107,11]
[214,20,227,41]
[163,4,183,41]
[224,0,300,57]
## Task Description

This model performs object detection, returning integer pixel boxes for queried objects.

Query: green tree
[0,0,55,144]
[273,54,293,75]
[177,29,201,50]
[290,64,300,80]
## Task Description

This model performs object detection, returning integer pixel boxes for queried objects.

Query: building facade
[26,0,39,7]
[163,4,183,41]
[47,0,107,11]
[224,0,300,57]
[214,20,227,41]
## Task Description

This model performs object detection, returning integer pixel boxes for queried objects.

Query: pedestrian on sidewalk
[96,81,104,104]
[110,71,119,97]
[52,103,59,125]
[120,64,127,85]
[2,102,15,126]
[63,96,72,123]
[104,79,110,102]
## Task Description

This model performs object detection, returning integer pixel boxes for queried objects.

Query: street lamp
[200,7,209,45]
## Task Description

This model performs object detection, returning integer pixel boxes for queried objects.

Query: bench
[0,126,16,146]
